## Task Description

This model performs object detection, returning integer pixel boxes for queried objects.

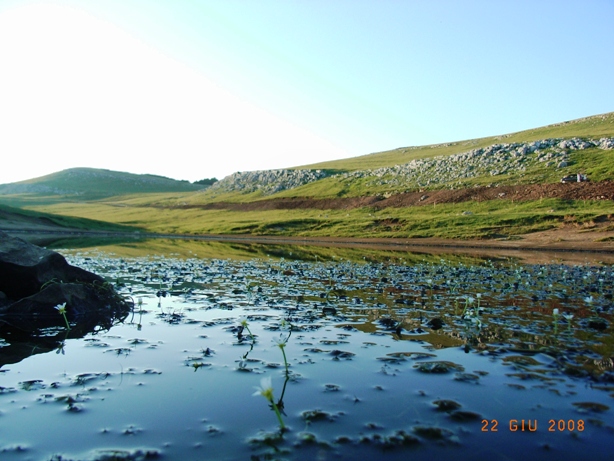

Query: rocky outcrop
[210,137,614,195]
[339,137,614,189]
[0,231,131,334]
[209,169,330,195]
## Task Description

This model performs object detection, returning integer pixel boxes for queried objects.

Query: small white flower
[273,335,287,349]
[54,302,67,315]
[253,376,274,402]
[584,296,593,304]
[563,313,574,321]
[553,308,559,316]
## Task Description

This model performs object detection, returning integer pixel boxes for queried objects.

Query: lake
[0,237,612,461]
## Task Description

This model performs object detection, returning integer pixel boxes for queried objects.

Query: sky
[1,0,613,184]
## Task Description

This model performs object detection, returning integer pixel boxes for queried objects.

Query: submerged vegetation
[1,241,611,460]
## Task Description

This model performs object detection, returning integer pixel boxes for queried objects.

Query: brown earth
[190,180,614,211]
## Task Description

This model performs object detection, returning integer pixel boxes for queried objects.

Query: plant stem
[244,325,255,345]
[271,401,286,430]
[280,346,289,375]
[61,312,71,330]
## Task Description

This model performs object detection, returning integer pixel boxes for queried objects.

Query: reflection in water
[0,301,132,367]
[15,232,613,265]
[0,239,611,461]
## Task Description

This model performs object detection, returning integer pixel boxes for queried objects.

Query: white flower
[54,302,67,315]
[584,296,593,304]
[553,308,559,316]
[273,335,287,349]
[563,313,574,321]
[253,376,274,402]
[239,316,249,327]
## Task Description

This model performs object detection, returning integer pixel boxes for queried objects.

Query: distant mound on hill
[0,168,207,199]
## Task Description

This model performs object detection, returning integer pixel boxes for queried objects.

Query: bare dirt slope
[191,181,614,211]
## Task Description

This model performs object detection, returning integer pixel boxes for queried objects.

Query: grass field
[1,112,613,241]
[13,195,611,241]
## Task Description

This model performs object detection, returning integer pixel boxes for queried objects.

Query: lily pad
[432,399,462,412]
[412,425,455,440]
[301,409,335,423]
[414,361,464,374]
[572,402,610,413]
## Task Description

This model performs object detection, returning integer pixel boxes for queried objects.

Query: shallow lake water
[1,239,613,461]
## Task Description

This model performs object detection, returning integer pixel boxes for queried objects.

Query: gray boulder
[0,230,103,300]
[0,231,131,333]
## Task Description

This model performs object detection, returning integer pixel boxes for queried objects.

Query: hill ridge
[0,167,206,198]
[1,111,613,203]
[206,136,614,197]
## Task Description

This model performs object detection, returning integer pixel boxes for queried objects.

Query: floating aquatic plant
[274,324,292,376]
[460,296,474,319]
[54,302,71,330]
[584,296,596,314]
[239,317,256,343]
[553,308,560,335]
[563,312,574,331]
[253,376,286,431]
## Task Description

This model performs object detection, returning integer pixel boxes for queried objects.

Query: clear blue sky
[1,0,613,184]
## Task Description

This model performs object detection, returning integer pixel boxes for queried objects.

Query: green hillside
[1,112,613,242]
[298,111,614,172]
[183,111,614,204]
[0,203,141,232]
[0,168,206,201]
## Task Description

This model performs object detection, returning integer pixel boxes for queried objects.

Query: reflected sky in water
[0,240,612,460]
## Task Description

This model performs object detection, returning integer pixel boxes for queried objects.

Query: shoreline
[3,227,613,264]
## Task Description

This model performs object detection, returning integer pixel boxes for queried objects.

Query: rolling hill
[1,112,613,245]
[0,168,206,201]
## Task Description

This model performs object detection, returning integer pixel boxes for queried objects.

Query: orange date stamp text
[481,419,585,432]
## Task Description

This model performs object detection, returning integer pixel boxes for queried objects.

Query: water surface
[1,239,612,460]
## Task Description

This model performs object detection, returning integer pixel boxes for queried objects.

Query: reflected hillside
[34,234,614,265]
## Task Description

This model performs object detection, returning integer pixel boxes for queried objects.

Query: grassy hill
[297,111,614,172]
[0,168,206,203]
[1,112,613,242]
[0,202,142,233]
[186,111,614,203]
